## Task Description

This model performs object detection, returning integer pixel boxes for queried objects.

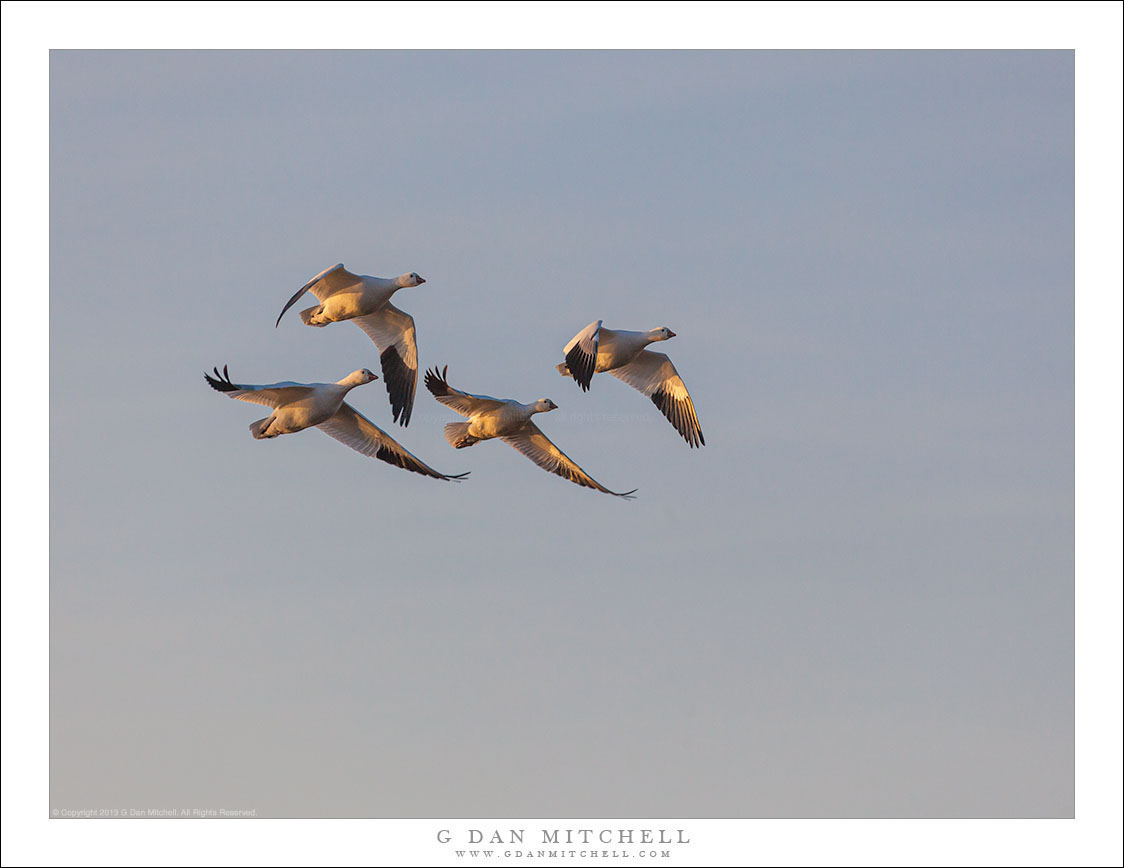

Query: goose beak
[417,277,427,285]
[667,330,677,338]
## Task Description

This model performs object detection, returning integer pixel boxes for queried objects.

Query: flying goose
[424,366,636,498]
[275,263,425,426]
[204,365,467,481]
[556,320,704,448]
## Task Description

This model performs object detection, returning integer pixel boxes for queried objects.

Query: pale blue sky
[44,48,1076,821]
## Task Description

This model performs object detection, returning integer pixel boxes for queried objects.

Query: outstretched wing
[351,302,418,426]
[424,366,508,418]
[275,263,364,327]
[203,365,313,409]
[317,403,469,481]
[609,350,705,448]
[501,421,636,498]
[561,319,602,391]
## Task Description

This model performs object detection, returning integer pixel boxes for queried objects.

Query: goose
[424,366,636,498]
[204,365,467,481]
[556,320,705,448]
[275,263,425,426]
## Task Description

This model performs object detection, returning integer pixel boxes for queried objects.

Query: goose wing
[424,366,508,417]
[561,319,602,391]
[275,263,364,327]
[317,403,468,481]
[501,421,636,498]
[203,365,314,409]
[352,302,418,426]
[609,350,705,447]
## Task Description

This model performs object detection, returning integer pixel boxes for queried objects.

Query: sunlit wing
[352,302,418,426]
[203,365,314,409]
[424,366,509,417]
[561,319,602,391]
[317,403,469,481]
[501,421,636,498]
[609,350,704,447]
[275,263,364,327]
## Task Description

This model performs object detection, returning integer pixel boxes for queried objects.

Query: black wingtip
[424,364,452,398]
[564,344,595,392]
[380,345,414,427]
[204,364,238,393]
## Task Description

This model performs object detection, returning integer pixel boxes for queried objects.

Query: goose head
[533,398,559,414]
[342,368,379,386]
[397,272,426,288]
[649,327,676,341]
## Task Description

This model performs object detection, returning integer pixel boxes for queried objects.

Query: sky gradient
[48,50,1074,819]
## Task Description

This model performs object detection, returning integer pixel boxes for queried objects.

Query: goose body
[275,263,425,426]
[424,366,636,498]
[557,320,705,448]
[204,365,467,481]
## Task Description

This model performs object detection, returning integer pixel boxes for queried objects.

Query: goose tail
[249,417,275,439]
[299,305,330,327]
[444,422,480,449]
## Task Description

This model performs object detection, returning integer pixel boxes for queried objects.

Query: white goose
[556,320,705,448]
[275,263,425,427]
[204,365,467,481]
[425,366,636,498]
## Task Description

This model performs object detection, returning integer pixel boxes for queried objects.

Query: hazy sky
[46,49,1076,822]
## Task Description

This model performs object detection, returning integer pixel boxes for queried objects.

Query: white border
[3,3,1120,865]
